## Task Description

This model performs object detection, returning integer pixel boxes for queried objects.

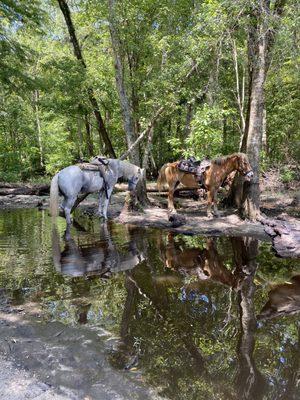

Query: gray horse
[50,157,144,224]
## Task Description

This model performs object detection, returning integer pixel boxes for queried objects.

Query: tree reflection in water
[2,210,299,399]
[117,232,300,400]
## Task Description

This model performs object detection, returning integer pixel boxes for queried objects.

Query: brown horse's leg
[207,191,214,218]
[168,181,179,212]
[213,190,220,217]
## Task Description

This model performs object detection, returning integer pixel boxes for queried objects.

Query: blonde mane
[212,152,247,166]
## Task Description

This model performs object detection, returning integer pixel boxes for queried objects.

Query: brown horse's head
[236,153,253,181]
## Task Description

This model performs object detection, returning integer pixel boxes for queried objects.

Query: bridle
[237,158,253,178]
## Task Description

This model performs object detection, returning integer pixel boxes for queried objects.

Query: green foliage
[186,105,224,158]
[0,0,299,181]
[280,166,296,184]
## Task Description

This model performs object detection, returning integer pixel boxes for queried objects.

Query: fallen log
[0,184,50,196]
[259,215,300,258]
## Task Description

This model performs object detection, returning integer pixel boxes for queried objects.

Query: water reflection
[259,275,300,320]
[52,222,145,278]
[1,209,300,399]
[163,234,235,285]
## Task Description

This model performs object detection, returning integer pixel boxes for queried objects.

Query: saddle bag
[178,157,211,185]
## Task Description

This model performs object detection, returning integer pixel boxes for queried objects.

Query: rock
[168,212,186,227]
[259,216,300,258]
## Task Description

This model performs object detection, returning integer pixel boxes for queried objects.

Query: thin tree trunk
[184,102,193,137]
[57,0,115,157]
[120,106,164,161]
[142,126,154,169]
[241,10,267,220]
[76,115,83,159]
[262,107,267,153]
[232,39,246,134]
[108,0,139,165]
[84,112,94,157]
[34,90,44,169]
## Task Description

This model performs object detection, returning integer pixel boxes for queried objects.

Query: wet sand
[0,301,164,400]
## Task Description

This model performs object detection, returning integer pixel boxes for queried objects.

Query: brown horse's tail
[157,164,169,191]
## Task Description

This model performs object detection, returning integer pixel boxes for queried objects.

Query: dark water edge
[0,208,300,400]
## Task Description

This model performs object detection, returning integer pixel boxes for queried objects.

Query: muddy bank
[0,194,48,209]
[77,189,298,238]
[0,300,164,400]
[0,189,299,239]
[0,356,69,400]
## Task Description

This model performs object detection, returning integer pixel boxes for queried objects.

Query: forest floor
[0,180,299,239]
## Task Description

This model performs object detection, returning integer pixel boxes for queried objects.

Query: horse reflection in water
[52,223,145,278]
[258,275,300,320]
[161,235,300,399]
[163,233,235,287]
[161,234,267,399]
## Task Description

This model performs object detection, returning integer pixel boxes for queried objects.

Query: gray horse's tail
[50,173,59,220]
[51,226,61,272]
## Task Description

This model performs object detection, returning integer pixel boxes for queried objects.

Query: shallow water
[0,208,300,399]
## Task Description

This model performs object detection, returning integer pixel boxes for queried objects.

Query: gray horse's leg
[101,187,114,219]
[96,190,105,217]
[71,193,89,213]
[64,196,77,225]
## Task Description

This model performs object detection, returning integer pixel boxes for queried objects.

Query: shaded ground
[0,300,164,400]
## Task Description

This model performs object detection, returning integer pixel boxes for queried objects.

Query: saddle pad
[77,163,103,171]
[177,157,201,174]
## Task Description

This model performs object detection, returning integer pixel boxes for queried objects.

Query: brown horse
[157,152,253,217]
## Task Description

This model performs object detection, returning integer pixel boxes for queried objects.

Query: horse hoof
[207,213,214,219]
[168,209,177,215]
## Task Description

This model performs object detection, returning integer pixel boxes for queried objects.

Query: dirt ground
[0,300,164,400]
[1,184,298,238]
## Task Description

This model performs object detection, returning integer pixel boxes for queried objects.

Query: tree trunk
[76,115,83,159]
[84,112,94,157]
[57,0,115,158]
[108,0,140,165]
[34,90,44,170]
[184,102,193,137]
[262,107,267,153]
[241,15,266,220]
[225,1,286,220]
[232,39,246,134]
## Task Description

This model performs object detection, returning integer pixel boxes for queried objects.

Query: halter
[236,157,253,178]
[238,168,253,178]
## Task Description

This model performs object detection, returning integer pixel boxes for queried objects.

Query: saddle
[178,156,211,185]
[77,156,110,198]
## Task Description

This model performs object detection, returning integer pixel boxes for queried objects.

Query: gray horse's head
[128,167,145,191]
[90,155,109,166]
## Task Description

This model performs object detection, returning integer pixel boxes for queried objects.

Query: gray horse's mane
[92,156,141,179]
[212,152,247,166]
[117,159,141,178]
